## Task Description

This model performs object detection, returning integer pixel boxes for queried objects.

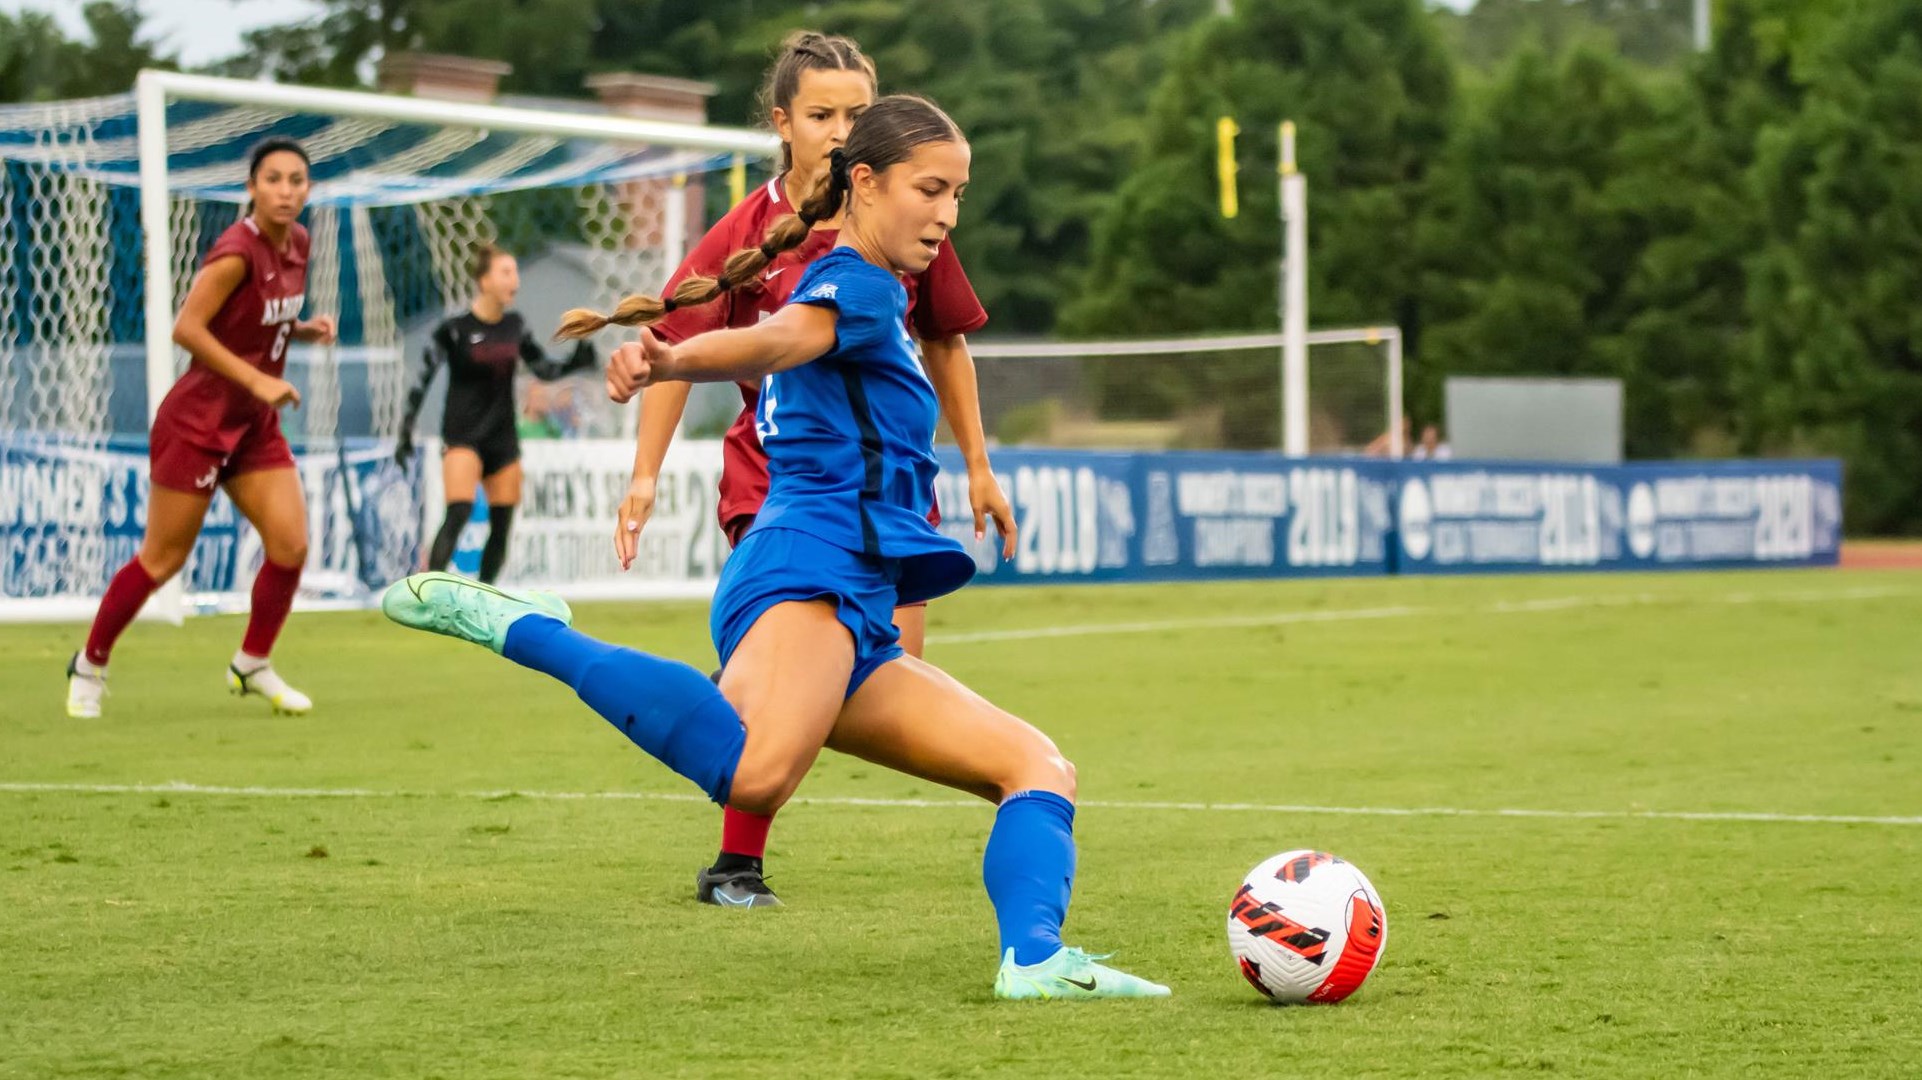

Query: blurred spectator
[1412,423,1452,461]
[1365,416,1412,458]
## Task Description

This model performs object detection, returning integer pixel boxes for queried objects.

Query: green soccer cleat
[993,947,1172,1001]
[380,572,572,654]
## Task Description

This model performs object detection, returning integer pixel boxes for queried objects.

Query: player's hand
[969,466,1017,561]
[251,375,301,410]
[297,316,338,345]
[613,474,658,571]
[605,329,672,403]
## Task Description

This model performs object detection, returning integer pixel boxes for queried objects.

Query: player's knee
[265,536,308,568]
[999,735,1076,803]
[139,548,188,584]
[725,762,802,816]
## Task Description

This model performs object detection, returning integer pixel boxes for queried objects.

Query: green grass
[3,569,1920,1078]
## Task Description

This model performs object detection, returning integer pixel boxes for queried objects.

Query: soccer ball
[1226,850,1387,1004]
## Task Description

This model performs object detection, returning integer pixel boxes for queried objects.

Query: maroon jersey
[653,177,987,530]
[159,218,310,440]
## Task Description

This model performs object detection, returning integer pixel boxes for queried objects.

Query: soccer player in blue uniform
[381,96,1169,1000]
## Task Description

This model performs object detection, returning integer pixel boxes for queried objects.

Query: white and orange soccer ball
[1226,850,1387,1004]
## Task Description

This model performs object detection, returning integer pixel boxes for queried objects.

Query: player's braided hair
[554,95,962,341]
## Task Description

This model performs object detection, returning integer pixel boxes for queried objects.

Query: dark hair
[556,95,961,341]
[757,30,877,172]
[248,136,310,178]
[470,243,508,282]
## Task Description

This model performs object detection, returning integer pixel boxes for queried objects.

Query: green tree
[1743,0,1922,533]
[1415,44,1714,455]
[0,2,175,103]
[1063,0,1455,445]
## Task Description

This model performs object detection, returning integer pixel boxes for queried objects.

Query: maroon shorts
[149,400,295,494]
[721,513,929,611]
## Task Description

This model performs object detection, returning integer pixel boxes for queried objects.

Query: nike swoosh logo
[763,267,785,281]
[1063,977,1097,991]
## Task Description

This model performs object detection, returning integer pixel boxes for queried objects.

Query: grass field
[3,569,1920,1078]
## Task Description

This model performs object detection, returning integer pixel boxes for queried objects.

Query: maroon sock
[85,559,160,667]
[720,806,775,860]
[241,559,303,658]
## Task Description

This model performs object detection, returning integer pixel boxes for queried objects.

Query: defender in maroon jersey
[585,33,1016,910]
[67,137,336,720]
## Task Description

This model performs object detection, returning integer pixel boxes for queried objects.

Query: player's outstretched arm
[612,304,837,390]
[394,329,451,466]
[520,329,597,381]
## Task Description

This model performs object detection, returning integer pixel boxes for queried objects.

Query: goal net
[0,71,773,620]
[965,328,1403,455]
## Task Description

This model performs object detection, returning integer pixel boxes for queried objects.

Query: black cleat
[695,863,783,909]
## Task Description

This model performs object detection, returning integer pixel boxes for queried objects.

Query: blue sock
[982,790,1077,966]
[501,616,745,804]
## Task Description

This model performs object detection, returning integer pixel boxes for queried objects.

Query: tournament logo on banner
[934,448,1397,585]
[1392,460,1842,574]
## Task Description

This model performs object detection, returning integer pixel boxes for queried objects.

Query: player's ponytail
[554,97,961,341]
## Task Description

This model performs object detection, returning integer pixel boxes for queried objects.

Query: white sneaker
[66,653,106,719]
[227,660,313,715]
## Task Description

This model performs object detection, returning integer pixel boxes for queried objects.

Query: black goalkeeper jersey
[404,310,595,445]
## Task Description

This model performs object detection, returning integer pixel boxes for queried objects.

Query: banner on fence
[1392,460,1843,574]
[1,435,417,606]
[931,449,1399,584]
[4,434,1845,616]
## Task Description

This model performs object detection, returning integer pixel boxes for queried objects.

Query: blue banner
[933,449,1399,585]
[1390,459,1842,573]
[931,450,1841,584]
[5,434,1846,607]
[2,435,420,604]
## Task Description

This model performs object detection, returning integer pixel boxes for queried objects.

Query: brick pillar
[375,52,513,103]
[586,73,722,259]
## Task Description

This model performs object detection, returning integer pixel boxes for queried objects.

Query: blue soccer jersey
[743,246,973,605]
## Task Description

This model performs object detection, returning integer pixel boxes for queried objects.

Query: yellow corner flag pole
[728,153,747,206]
[1216,116,1240,219]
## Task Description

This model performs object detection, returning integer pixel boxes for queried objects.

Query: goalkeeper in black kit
[398,245,597,583]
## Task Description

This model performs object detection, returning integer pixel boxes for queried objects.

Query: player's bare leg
[68,485,213,718]
[893,602,927,659]
[829,657,1171,1000]
[222,467,312,714]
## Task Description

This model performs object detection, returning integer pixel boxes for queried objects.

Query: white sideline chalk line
[925,584,1918,645]
[2,781,1917,827]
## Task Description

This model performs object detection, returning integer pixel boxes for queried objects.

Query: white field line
[1,781,1917,827]
[925,584,1918,646]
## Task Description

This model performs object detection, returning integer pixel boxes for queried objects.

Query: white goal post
[967,327,1404,457]
[0,70,778,622]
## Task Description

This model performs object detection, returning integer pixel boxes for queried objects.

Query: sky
[4,0,1479,70]
[3,0,327,67]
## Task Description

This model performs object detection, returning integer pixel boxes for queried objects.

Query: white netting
[966,330,1403,455]
[0,80,762,616]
